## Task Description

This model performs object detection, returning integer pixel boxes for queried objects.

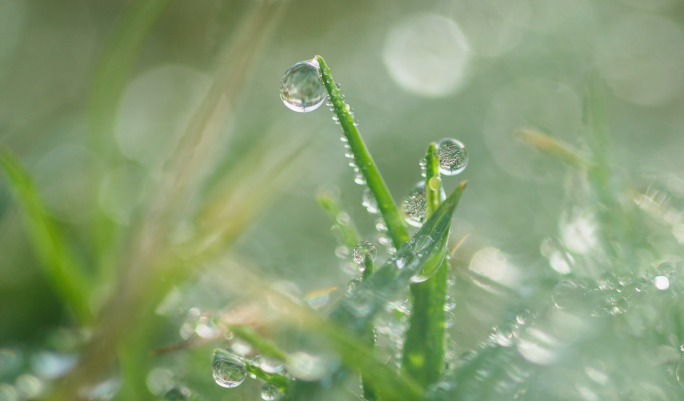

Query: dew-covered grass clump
[3,3,684,401]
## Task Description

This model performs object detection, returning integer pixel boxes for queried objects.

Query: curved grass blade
[0,150,93,324]
[316,56,410,249]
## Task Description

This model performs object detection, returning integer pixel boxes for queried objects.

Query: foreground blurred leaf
[0,149,93,324]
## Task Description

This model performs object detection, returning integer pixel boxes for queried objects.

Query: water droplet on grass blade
[261,383,279,400]
[362,187,379,214]
[402,181,427,227]
[280,59,325,113]
[256,355,284,374]
[353,241,377,266]
[551,280,583,309]
[212,349,246,388]
[436,138,468,175]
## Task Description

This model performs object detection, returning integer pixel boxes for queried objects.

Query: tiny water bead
[362,187,379,214]
[212,349,246,388]
[353,241,377,266]
[436,138,468,176]
[279,59,325,113]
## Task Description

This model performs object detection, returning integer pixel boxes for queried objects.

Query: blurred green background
[2,0,684,398]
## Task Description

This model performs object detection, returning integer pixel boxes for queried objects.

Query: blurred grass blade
[89,0,173,157]
[317,188,361,249]
[425,345,524,401]
[516,128,590,170]
[316,55,410,249]
[88,0,174,283]
[402,143,449,387]
[329,181,466,336]
[0,150,93,324]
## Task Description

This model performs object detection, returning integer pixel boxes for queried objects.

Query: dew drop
[436,138,468,176]
[354,172,366,185]
[516,310,532,325]
[401,181,445,227]
[257,355,284,374]
[231,339,253,356]
[212,349,246,388]
[551,280,584,309]
[347,278,362,292]
[279,59,326,113]
[494,322,519,347]
[375,218,388,232]
[677,360,684,388]
[362,187,379,214]
[444,296,457,311]
[402,181,427,227]
[261,383,279,400]
[353,241,377,266]
[655,275,670,290]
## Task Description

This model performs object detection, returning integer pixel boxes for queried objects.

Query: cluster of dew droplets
[347,241,377,292]
[403,138,467,228]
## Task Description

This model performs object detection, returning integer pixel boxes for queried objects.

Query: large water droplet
[402,181,427,227]
[261,383,280,400]
[212,349,246,388]
[353,241,377,266]
[362,187,379,214]
[279,59,325,113]
[402,181,446,227]
[436,138,468,175]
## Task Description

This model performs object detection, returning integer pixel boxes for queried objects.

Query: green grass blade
[315,56,410,249]
[0,150,93,324]
[402,143,449,386]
